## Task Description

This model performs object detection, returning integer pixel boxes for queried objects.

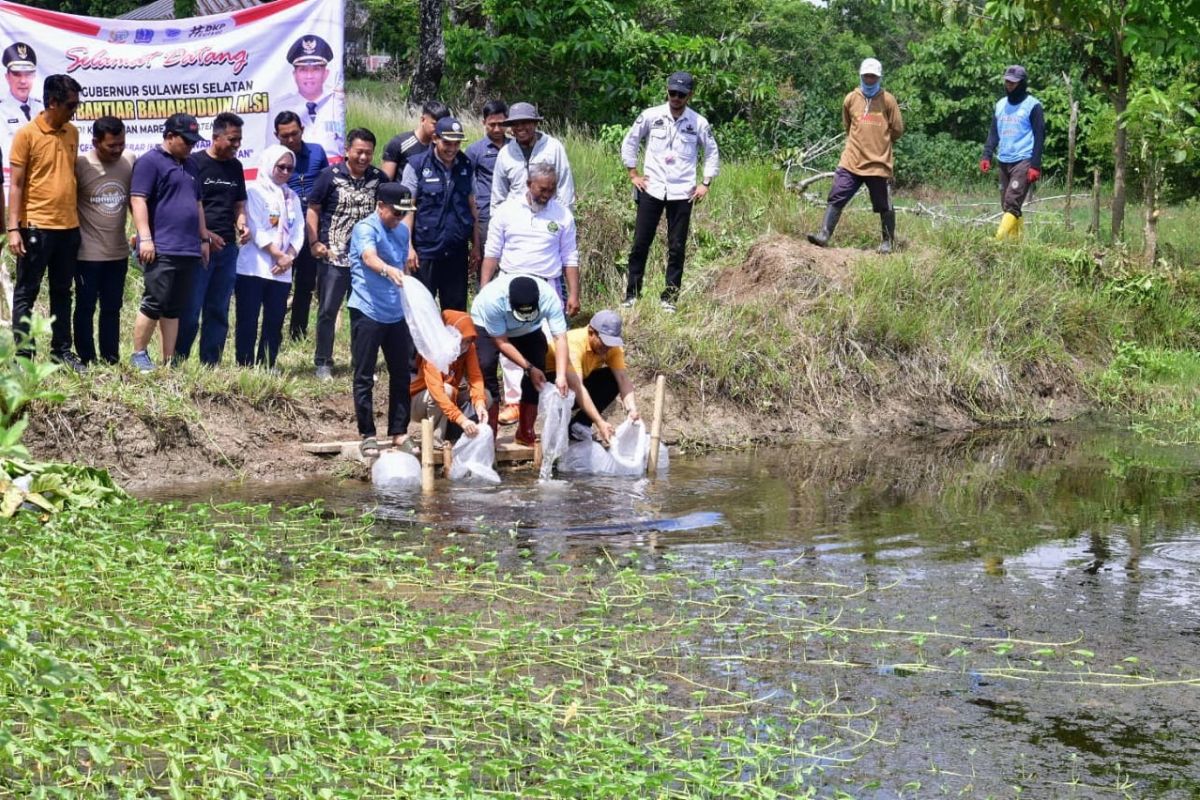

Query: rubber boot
[995,212,1018,240]
[806,204,843,247]
[514,402,539,447]
[1013,215,1024,239]
[487,402,499,439]
[877,210,896,254]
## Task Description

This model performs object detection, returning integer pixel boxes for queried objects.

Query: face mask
[860,79,882,98]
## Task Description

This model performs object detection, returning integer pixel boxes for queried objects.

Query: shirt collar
[34,113,60,134]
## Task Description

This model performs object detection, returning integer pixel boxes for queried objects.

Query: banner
[0,0,344,175]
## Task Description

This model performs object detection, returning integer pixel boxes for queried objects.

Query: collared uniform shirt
[470,272,568,340]
[270,90,345,163]
[10,114,80,229]
[130,145,202,256]
[0,93,42,173]
[621,103,719,201]
[400,149,475,257]
[491,132,575,211]
[485,193,578,280]
[465,136,503,224]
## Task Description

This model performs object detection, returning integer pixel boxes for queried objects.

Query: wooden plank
[302,438,537,465]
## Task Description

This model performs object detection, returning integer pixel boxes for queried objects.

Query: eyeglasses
[274,164,294,172]
[668,90,689,99]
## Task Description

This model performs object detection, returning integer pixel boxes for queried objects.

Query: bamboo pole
[442,441,453,478]
[421,418,435,493]
[1064,89,1078,230]
[1089,167,1102,237]
[647,374,666,478]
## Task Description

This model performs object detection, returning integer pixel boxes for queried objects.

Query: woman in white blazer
[234,144,305,368]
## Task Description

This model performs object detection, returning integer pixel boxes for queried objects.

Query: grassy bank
[16,88,1200,484]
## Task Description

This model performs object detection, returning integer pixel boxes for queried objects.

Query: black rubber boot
[806,204,843,247]
[877,210,896,254]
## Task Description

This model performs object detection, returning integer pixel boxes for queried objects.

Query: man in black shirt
[177,111,247,365]
[380,100,448,181]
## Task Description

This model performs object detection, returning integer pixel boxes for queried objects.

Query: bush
[893,131,979,186]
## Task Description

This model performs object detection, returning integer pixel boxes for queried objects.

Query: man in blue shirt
[274,110,329,340]
[470,273,569,445]
[981,65,1045,240]
[347,182,417,456]
[465,100,507,289]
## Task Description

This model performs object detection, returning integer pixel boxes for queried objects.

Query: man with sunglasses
[7,73,84,369]
[621,71,719,314]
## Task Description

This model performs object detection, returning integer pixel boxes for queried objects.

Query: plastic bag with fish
[538,383,576,480]
[448,425,501,484]
[400,277,461,373]
[558,419,668,476]
[371,451,422,490]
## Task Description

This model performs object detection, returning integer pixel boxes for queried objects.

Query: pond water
[152,423,1200,798]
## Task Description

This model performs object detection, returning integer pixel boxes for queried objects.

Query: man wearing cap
[470,273,570,446]
[177,111,248,366]
[409,309,489,446]
[621,71,719,312]
[400,116,478,312]
[307,127,388,380]
[0,42,41,174]
[981,65,1045,240]
[491,102,574,211]
[128,113,212,372]
[381,100,449,181]
[273,35,344,161]
[7,74,84,369]
[807,58,904,254]
[465,100,508,287]
[346,182,417,457]
[273,110,330,340]
[544,309,639,446]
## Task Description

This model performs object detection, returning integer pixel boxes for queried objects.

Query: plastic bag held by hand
[538,384,576,480]
[449,426,501,484]
[559,419,669,476]
[400,278,461,374]
[371,451,422,490]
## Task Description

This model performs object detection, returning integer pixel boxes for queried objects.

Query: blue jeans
[73,258,128,364]
[234,274,290,367]
[177,243,238,365]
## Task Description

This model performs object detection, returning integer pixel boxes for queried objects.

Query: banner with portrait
[0,0,344,176]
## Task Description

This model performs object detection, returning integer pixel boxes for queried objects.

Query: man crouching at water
[347,182,417,458]
[544,309,639,445]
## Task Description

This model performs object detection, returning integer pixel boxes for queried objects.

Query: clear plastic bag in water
[448,426,501,484]
[558,419,669,476]
[538,384,576,480]
[371,451,422,490]
[400,278,461,374]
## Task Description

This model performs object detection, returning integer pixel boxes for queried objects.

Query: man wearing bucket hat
[807,57,904,254]
[544,309,640,446]
[272,35,344,160]
[491,101,575,211]
[400,116,478,312]
[981,65,1045,240]
[346,182,418,458]
[470,273,570,445]
[621,70,720,313]
[0,42,41,173]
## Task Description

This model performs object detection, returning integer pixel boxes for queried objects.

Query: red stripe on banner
[232,0,311,26]
[0,2,102,36]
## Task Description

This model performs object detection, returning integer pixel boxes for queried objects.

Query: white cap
[859,58,883,77]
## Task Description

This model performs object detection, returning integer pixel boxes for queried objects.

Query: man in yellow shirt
[545,309,639,445]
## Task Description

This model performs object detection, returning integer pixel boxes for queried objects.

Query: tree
[409,0,446,104]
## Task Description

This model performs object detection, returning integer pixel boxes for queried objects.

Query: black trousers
[314,261,351,367]
[234,274,290,367]
[288,233,319,340]
[625,192,693,302]
[349,308,413,438]
[12,226,81,358]
[415,245,469,311]
[476,329,548,405]
[545,367,620,427]
[73,258,128,364]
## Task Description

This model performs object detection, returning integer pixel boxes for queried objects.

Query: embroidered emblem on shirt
[422,167,432,177]
[547,221,559,233]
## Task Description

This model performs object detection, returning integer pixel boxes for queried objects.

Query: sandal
[359,437,380,458]
[393,437,420,457]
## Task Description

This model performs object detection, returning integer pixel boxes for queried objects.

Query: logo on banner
[108,30,129,43]
[188,23,227,39]
[134,29,154,43]
[164,28,181,39]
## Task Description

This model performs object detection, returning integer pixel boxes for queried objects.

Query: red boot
[487,402,499,439]
[515,402,539,447]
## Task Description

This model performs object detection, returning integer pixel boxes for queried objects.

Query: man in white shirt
[621,71,719,313]
[490,102,575,212]
[0,42,41,175]
[270,35,344,162]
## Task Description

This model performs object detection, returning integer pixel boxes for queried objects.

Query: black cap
[164,113,201,144]
[509,276,540,319]
[2,42,36,73]
[287,35,334,67]
[1003,65,1028,83]
[667,71,694,94]
[378,182,416,213]
[435,117,467,141]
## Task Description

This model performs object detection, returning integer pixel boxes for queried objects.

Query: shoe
[498,403,519,425]
[359,436,380,458]
[806,204,844,247]
[569,422,592,442]
[315,365,333,381]
[515,402,539,447]
[130,350,155,373]
[621,297,636,308]
[660,299,677,314]
[54,351,87,374]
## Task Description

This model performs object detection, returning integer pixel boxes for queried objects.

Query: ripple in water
[1145,538,1200,566]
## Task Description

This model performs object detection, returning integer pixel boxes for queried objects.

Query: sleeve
[701,118,720,179]
[983,114,999,161]
[400,163,419,194]
[422,359,463,423]
[8,128,29,169]
[1030,103,1045,168]
[490,151,511,211]
[621,113,648,169]
[842,94,853,135]
[888,95,904,141]
[247,189,275,249]
[542,289,568,336]
[556,142,576,208]
[307,167,333,210]
[129,156,155,199]
[382,135,402,164]
[484,204,505,259]
[286,192,305,252]
[350,218,378,257]
[559,213,579,267]
[465,345,486,407]
[608,346,627,372]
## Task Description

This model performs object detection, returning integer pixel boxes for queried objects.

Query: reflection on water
[148,423,1200,797]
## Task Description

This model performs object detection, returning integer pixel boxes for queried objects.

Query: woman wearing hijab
[409,309,489,446]
[234,144,304,368]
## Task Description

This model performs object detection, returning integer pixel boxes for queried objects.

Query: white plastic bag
[558,419,669,477]
[448,425,501,484]
[537,384,576,480]
[371,451,422,490]
[400,278,461,374]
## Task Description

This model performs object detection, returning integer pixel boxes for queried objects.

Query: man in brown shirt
[7,73,84,368]
[807,58,904,254]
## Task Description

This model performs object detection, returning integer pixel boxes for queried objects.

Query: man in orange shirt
[410,310,490,445]
[807,58,904,254]
[7,74,83,368]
